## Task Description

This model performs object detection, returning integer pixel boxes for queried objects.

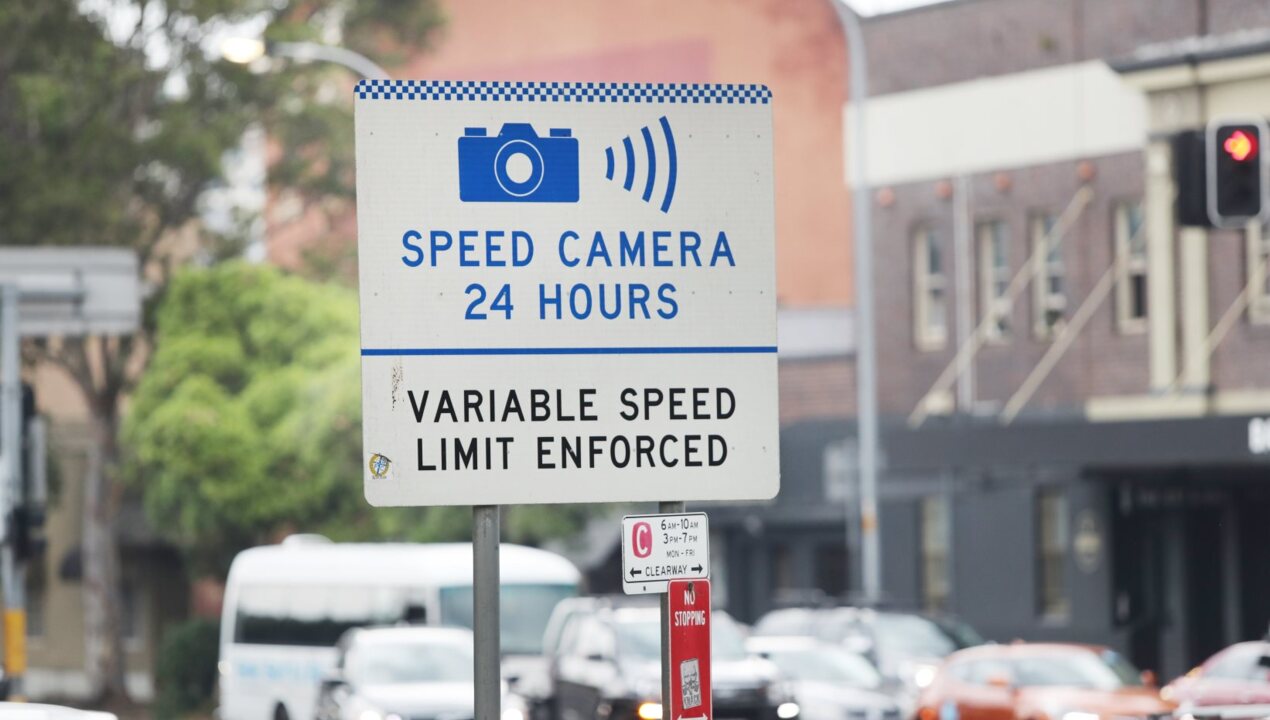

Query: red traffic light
[1223,129,1257,162]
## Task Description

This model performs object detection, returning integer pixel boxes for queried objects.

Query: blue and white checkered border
[355,80,771,105]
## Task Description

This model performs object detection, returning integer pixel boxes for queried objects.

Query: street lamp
[829,0,882,606]
[220,37,390,80]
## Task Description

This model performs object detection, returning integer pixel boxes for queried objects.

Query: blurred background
[3,0,1270,718]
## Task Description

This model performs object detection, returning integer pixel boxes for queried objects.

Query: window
[122,581,143,643]
[1114,202,1148,333]
[439,583,577,655]
[823,438,856,503]
[920,495,951,613]
[234,585,407,647]
[1250,221,1270,324]
[574,618,616,660]
[771,543,795,590]
[814,544,847,598]
[1031,214,1066,339]
[1205,644,1263,680]
[914,226,948,349]
[977,220,1012,341]
[1036,488,1070,620]
[966,659,1014,686]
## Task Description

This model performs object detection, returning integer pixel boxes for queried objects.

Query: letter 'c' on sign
[633,521,652,558]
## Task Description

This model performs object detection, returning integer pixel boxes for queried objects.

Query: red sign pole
[668,579,712,720]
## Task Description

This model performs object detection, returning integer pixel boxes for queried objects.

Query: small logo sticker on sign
[368,454,392,479]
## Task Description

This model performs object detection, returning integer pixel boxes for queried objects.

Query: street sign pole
[667,579,711,720]
[658,500,683,720]
[0,285,24,698]
[473,505,500,720]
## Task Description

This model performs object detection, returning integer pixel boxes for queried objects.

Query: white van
[218,536,581,720]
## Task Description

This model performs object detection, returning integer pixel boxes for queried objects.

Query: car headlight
[913,664,938,689]
[637,702,664,720]
[777,702,800,719]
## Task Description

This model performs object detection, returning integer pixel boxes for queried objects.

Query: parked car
[545,596,798,720]
[1163,640,1270,708]
[752,607,983,694]
[914,643,1172,720]
[747,636,905,720]
[0,704,117,720]
[315,625,527,720]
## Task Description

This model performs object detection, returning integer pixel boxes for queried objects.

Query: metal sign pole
[658,500,684,720]
[473,505,501,720]
[0,284,25,698]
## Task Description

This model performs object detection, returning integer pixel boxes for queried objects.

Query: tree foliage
[0,0,442,701]
[126,263,605,574]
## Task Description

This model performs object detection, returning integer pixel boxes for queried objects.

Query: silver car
[316,626,525,720]
[747,637,905,720]
[0,703,117,720]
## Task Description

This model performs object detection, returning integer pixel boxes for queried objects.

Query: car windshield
[763,646,882,688]
[870,613,960,658]
[440,583,576,655]
[753,610,816,637]
[345,638,474,685]
[613,613,750,662]
[1013,650,1143,690]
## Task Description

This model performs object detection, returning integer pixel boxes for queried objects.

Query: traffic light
[13,382,45,561]
[1207,118,1269,227]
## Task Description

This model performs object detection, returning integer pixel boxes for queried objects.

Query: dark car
[545,596,798,720]
[1162,640,1270,709]
[752,607,984,696]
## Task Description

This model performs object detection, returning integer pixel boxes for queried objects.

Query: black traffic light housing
[1207,118,1269,228]
[1174,129,1209,227]
[13,382,46,561]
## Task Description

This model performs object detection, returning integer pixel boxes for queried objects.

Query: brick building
[710,0,1270,682]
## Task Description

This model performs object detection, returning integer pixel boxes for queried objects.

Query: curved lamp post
[221,37,389,80]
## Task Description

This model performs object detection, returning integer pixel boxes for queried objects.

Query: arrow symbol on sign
[629,568,642,578]
[690,565,703,573]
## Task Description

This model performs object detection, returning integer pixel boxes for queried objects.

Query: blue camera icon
[458,123,579,203]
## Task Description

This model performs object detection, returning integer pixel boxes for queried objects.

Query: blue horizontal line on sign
[361,346,778,357]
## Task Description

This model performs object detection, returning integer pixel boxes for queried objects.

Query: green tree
[125,263,456,573]
[125,264,603,573]
[0,0,441,702]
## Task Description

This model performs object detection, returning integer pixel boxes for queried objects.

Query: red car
[916,643,1172,720]
[1163,641,1270,708]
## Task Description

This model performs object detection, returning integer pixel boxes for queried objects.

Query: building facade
[712,0,1270,682]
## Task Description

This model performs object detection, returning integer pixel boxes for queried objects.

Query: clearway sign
[354,80,778,506]
[621,512,709,594]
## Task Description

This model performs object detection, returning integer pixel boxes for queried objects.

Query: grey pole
[0,284,24,697]
[269,42,390,80]
[473,506,501,720]
[659,500,685,718]
[832,1,882,605]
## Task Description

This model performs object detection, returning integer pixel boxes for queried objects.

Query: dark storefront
[711,414,1270,681]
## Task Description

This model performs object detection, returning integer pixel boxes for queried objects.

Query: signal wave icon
[604,116,678,213]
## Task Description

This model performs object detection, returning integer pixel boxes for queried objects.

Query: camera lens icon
[458,123,579,203]
[494,140,544,198]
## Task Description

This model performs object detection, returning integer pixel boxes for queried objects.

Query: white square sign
[354,80,778,506]
[621,512,709,594]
